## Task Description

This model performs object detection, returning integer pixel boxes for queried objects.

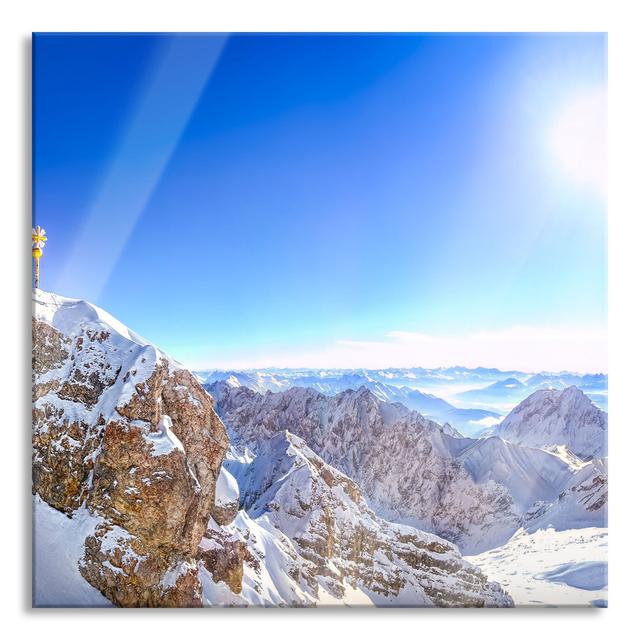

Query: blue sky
[33,33,607,371]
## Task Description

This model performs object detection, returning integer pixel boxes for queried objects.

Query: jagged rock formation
[211,382,607,553]
[32,290,229,606]
[198,520,249,596]
[210,383,519,552]
[198,369,498,436]
[201,432,512,606]
[496,386,607,460]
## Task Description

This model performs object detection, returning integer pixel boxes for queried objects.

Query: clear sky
[33,33,607,372]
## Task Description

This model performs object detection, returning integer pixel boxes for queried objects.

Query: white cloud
[196,325,607,373]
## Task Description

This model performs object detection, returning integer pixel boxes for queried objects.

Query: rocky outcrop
[198,521,250,594]
[32,290,229,607]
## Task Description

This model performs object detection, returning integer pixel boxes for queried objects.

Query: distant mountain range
[456,373,608,411]
[196,366,526,389]
[196,367,607,392]
[195,367,607,435]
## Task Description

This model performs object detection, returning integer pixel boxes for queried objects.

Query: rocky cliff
[33,290,229,606]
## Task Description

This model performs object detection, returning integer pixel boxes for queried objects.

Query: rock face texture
[211,383,522,552]
[32,290,229,607]
[495,386,607,460]
[211,382,607,554]
[213,431,512,606]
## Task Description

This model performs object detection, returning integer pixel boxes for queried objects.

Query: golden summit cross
[32,225,48,288]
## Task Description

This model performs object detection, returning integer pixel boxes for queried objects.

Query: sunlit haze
[33,33,607,373]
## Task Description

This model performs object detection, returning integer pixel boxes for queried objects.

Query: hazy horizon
[190,363,608,375]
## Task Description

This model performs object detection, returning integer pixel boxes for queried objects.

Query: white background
[1,0,639,636]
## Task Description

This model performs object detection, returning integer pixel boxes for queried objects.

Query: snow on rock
[212,382,605,554]
[198,431,513,607]
[34,289,152,351]
[495,386,607,460]
[143,415,185,457]
[215,466,240,506]
[33,495,112,607]
[467,527,607,606]
[160,560,197,590]
[32,289,229,607]
[211,466,241,526]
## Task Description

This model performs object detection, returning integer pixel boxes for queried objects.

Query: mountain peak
[497,386,607,460]
[561,384,590,401]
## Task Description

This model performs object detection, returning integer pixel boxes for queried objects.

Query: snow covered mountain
[524,458,607,532]
[199,432,511,606]
[210,382,607,554]
[32,289,511,607]
[495,386,607,460]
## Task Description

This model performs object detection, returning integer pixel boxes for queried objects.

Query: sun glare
[549,87,606,197]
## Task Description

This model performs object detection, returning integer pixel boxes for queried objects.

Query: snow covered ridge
[198,431,512,607]
[32,289,188,429]
[33,288,184,368]
[32,289,511,607]
[211,381,608,555]
[495,386,607,460]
